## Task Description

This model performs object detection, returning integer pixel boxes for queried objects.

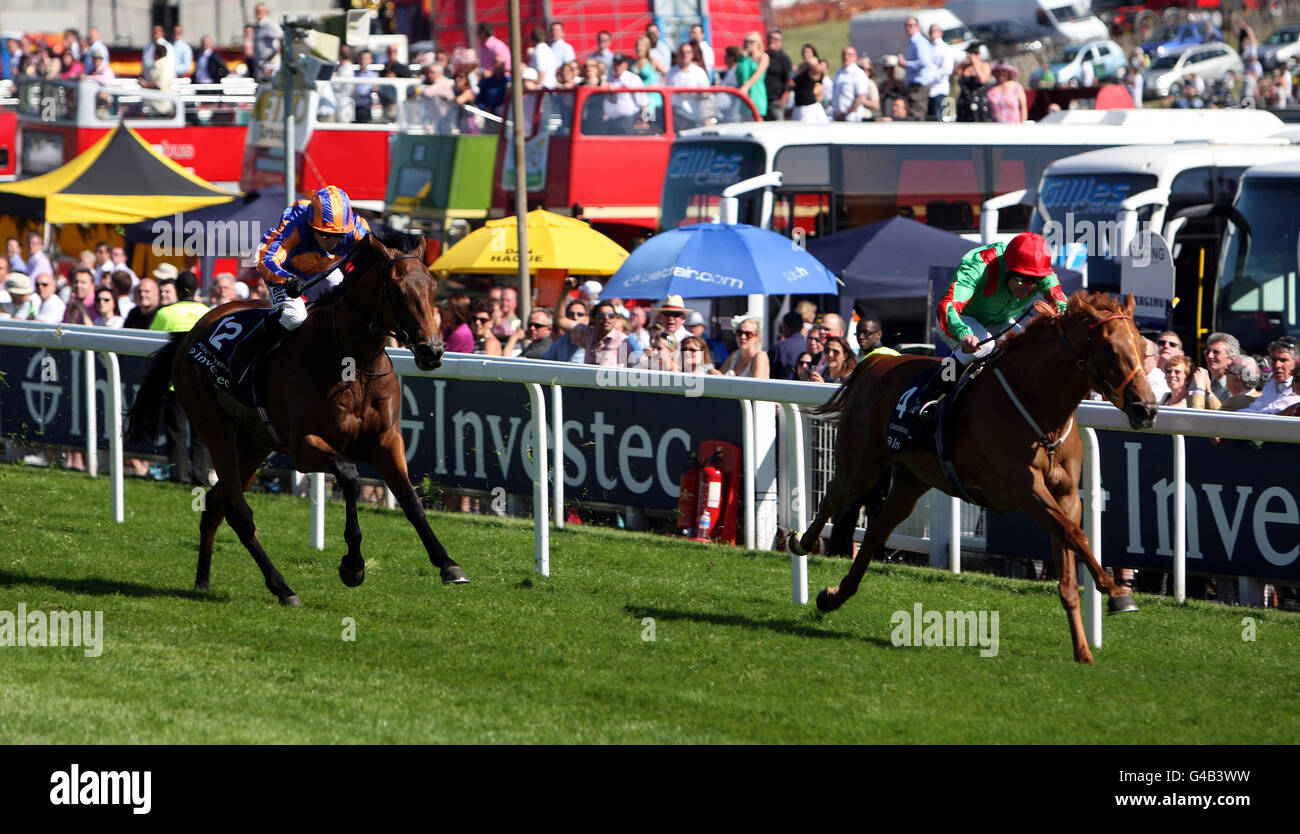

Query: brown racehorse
[792,291,1157,664]
[126,232,468,606]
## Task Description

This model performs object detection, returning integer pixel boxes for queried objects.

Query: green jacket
[937,240,1067,342]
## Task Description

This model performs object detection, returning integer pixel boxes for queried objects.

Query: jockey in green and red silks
[937,232,1069,366]
[232,186,371,381]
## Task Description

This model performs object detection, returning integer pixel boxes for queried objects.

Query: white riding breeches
[937,314,1020,366]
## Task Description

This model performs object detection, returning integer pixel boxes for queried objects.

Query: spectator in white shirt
[549,22,576,67]
[529,24,558,89]
[928,24,955,120]
[666,42,710,87]
[590,30,615,79]
[832,46,877,120]
[32,272,66,323]
[171,25,194,77]
[689,24,715,81]
[603,55,647,130]
[646,23,672,74]
[1243,336,1299,414]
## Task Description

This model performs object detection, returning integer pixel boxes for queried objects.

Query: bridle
[330,253,431,377]
[1055,312,1144,409]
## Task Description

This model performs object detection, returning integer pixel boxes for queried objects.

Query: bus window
[580,91,665,136]
[989,145,1091,230]
[1218,175,1300,351]
[672,91,756,131]
[659,140,766,228]
[773,191,833,239]
[537,91,572,138]
[773,144,831,188]
[1167,166,1213,217]
[326,79,404,125]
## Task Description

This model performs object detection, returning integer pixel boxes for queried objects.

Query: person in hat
[231,185,371,381]
[0,272,38,320]
[652,294,694,347]
[685,310,728,365]
[150,269,213,485]
[988,61,1027,123]
[908,232,1067,423]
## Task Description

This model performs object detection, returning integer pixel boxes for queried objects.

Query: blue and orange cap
[308,186,356,235]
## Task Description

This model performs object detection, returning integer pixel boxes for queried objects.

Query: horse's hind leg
[794,456,890,556]
[369,428,468,585]
[330,459,365,588]
[197,434,269,590]
[818,466,929,613]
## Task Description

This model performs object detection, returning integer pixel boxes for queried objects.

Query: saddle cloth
[183,308,272,409]
[885,357,990,460]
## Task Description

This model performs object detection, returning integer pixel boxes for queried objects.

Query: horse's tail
[808,353,883,420]
[125,332,185,444]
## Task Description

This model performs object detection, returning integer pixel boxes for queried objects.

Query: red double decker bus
[15,78,254,188]
[489,85,758,249]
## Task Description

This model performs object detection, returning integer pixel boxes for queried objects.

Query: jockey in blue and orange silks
[232,185,371,380]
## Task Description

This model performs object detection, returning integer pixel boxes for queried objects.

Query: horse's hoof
[280,594,303,607]
[339,562,365,588]
[1108,594,1139,614]
[789,532,808,557]
[815,588,836,613]
[195,581,210,591]
[441,565,470,585]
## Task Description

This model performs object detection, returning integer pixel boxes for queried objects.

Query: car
[1049,38,1127,85]
[967,19,1054,59]
[1141,19,1224,58]
[1142,42,1243,98]
[1259,23,1300,70]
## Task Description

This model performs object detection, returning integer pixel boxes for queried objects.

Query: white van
[946,0,1108,46]
[849,7,973,65]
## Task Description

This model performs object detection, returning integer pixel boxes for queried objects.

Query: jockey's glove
[284,277,306,298]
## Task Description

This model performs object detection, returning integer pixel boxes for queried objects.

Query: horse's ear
[413,235,428,262]
[1123,293,1137,316]
[367,233,399,262]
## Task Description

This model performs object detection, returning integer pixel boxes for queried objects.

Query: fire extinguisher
[677,453,700,537]
[693,450,724,542]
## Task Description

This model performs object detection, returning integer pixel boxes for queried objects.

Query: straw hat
[152,263,179,281]
[4,272,32,295]
[992,61,1019,79]
[651,294,694,314]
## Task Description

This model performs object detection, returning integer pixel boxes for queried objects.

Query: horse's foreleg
[369,431,468,585]
[1052,534,1094,665]
[299,435,367,588]
[819,467,928,613]
[1038,485,1138,613]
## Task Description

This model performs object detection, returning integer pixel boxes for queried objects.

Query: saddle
[886,355,993,501]
[184,308,290,450]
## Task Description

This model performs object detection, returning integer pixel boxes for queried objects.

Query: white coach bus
[1217,160,1300,355]
[658,108,1286,242]
[982,140,1300,350]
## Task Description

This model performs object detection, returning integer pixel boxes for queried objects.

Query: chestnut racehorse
[792,292,1157,664]
[126,233,468,605]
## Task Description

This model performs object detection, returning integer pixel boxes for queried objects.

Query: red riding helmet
[1004,232,1054,278]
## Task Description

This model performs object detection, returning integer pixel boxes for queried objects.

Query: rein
[325,252,428,378]
[1055,312,1143,409]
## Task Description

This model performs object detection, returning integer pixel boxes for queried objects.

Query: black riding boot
[909,363,962,426]
[231,316,288,384]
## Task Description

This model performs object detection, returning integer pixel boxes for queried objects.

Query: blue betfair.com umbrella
[601,223,839,299]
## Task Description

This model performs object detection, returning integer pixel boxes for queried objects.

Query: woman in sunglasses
[711,313,769,378]
[811,336,856,384]
[470,299,502,356]
[680,335,714,374]
[94,287,124,328]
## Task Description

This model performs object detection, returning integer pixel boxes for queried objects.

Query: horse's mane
[998,290,1127,353]
[311,227,421,307]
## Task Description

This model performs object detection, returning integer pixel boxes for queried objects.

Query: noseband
[1055,312,1143,409]
[339,253,426,349]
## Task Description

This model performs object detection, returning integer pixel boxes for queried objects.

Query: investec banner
[0,347,739,510]
[987,431,1300,582]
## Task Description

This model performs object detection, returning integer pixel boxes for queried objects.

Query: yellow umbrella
[431,209,629,275]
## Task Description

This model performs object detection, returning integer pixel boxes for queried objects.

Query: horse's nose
[414,342,443,371]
